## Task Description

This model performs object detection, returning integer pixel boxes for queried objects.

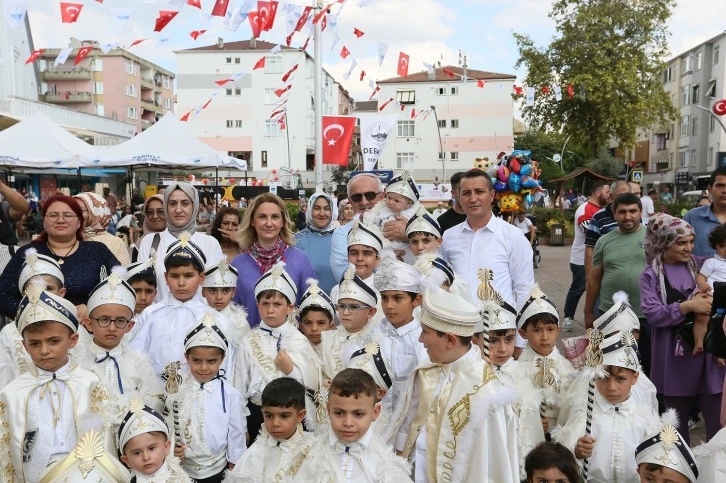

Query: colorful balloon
[497,166,510,182]
[509,158,521,174]
[494,181,508,192]
[508,173,522,193]
[521,176,539,189]
[500,193,523,212]
[520,164,533,177]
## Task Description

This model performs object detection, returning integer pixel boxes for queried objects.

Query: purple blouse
[231,246,317,328]
[640,258,726,396]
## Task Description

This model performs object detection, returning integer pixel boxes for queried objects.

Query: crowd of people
[0,167,724,483]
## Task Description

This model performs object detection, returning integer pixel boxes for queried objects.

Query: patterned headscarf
[73,192,111,237]
[645,213,698,304]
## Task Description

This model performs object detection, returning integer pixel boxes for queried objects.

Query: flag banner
[343,60,357,81]
[112,8,131,24]
[397,52,409,76]
[359,113,397,171]
[526,87,535,106]
[554,85,562,101]
[54,48,72,66]
[377,42,387,66]
[5,3,27,29]
[322,115,356,166]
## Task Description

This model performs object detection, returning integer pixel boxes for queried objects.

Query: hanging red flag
[410,108,416,119]
[187,0,201,7]
[282,64,298,82]
[442,68,455,78]
[397,52,409,77]
[368,86,380,101]
[320,15,327,31]
[129,39,147,48]
[257,1,271,30]
[322,116,356,166]
[248,11,262,38]
[400,103,405,112]
[302,37,311,50]
[180,110,193,122]
[270,107,286,119]
[278,116,286,130]
[285,32,294,46]
[567,84,574,98]
[190,30,206,40]
[60,2,83,23]
[74,46,94,65]
[379,98,394,111]
[340,46,350,59]
[513,85,523,96]
[353,28,364,38]
[274,85,291,97]
[95,0,103,2]
[359,71,365,82]
[477,80,485,88]
[25,50,44,64]
[541,86,550,94]
[253,57,265,70]
[201,98,215,109]
[295,6,312,32]
[211,0,229,17]
[312,9,325,25]
[154,11,179,32]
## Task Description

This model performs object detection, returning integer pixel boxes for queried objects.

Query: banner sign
[416,183,452,202]
[358,113,397,171]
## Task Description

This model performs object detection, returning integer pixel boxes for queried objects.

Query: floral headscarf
[73,192,111,237]
[645,212,698,304]
[306,192,338,234]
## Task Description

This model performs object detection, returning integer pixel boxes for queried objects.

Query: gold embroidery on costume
[476,269,500,303]
[534,357,558,389]
[584,329,604,367]
[105,272,123,301]
[90,386,108,413]
[14,341,28,375]
[655,425,680,466]
[74,428,104,478]
[249,333,278,381]
[129,398,151,431]
[620,330,637,366]
[274,445,311,481]
[447,395,471,437]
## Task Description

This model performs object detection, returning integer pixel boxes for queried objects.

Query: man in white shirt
[640,187,656,225]
[513,211,536,245]
[442,170,534,350]
[432,201,447,219]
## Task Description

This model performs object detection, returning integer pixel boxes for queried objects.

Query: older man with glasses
[329,173,408,281]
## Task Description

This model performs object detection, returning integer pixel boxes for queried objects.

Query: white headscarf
[306,192,338,234]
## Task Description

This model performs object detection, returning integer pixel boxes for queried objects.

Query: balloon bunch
[474,150,543,212]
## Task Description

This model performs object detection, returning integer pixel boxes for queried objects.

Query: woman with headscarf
[136,182,224,302]
[338,199,354,225]
[640,213,726,444]
[74,192,130,265]
[294,192,338,293]
[131,194,166,263]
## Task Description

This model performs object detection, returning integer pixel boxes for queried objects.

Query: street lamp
[430,105,445,179]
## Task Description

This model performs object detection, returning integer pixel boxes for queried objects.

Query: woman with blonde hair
[229,193,316,327]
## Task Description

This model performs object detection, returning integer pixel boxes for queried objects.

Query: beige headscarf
[73,192,111,237]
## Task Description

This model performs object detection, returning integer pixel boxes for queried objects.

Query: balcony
[141,77,154,90]
[141,119,153,130]
[44,92,92,103]
[42,69,91,81]
[140,99,158,112]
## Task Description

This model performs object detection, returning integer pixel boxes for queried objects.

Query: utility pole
[313,0,324,192]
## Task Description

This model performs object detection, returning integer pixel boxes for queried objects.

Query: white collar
[89,339,123,359]
[259,321,290,333]
[594,390,633,416]
[462,214,498,234]
[441,344,480,373]
[381,317,419,336]
[715,254,726,262]
[166,293,205,308]
[135,461,170,482]
[327,426,374,450]
[338,319,376,339]
[266,424,304,449]
[37,357,71,379]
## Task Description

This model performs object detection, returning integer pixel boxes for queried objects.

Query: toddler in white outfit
[695,224,726,354]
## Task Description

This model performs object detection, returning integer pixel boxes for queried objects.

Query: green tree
[513,0,678,157]
[587,148,622,178]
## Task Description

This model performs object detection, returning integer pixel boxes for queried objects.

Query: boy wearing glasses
[74,266,163,449]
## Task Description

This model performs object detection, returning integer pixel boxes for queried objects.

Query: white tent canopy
[0,113,100,168]
[93,112,247,170]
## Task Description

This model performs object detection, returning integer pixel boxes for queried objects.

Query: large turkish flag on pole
[322,116,356,166]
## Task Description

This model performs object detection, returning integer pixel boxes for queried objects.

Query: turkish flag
[25,50,44,64]
[274,85,291,97]
[155,11,178,32]
[60,2,83,23]
[359,71,365,81]
[567,84,574,98]
[211,0,229,17]
[477,80,485,88]
[253,57,265,70]
[281,64,298,82]
[265,1,279,30]
[302,37,310,51]
[248,12,262,38]
[410,108,416,119]
[130,39,147,48]
[257,1,271,30]
[353,28,364,38]
[295,6,311,32]
[541,86,550,94]
[513,85,523,96]
[285,32,294,46]
[368,86,379,101]
[180,110,193,122]
[322,116,356,166]
[379,98,394,111]
[187,0,201,8]
[340,46,350,59]
[442,68,455,78]
[190,30,206,40]
[321,15,327,31]
[397,52,409,77]
[312,9,325,25]
[74,46,94,65]
[278,116,286,130]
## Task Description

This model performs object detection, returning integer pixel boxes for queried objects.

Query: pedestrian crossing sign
[631,170,643,182]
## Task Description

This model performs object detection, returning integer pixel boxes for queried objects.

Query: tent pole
[76,168,81,193]
[215,167,219,208]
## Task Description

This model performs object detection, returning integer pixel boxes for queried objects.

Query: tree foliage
[513,0,678,157]
[587,148,623,178]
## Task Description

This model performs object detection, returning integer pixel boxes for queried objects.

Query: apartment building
[36,40,175,135]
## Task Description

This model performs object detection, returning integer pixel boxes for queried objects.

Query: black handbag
[705,281,726,358]
[663,273,696,349]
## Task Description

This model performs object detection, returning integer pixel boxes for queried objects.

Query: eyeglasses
[145,209,165,218]
[91,317,131,329]
[45,213,77,222]
[335,303,371,313]
[349,191,380,203]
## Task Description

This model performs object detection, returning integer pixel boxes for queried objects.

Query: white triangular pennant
[4,3,27,30]
[54,48,73,67]
[101,42,120,54]
[526,87,535,106]
[343,59,357,81]
[112,8,131,25]
[377,42,388,67]
[329,33,340,56]
[554,85,563,101]
[285,4,302,35]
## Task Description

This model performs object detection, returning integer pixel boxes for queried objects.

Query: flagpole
[313,0,324,192]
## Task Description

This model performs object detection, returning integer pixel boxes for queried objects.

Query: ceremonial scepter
[162,361,183,447]
[476,268,495,361]
[581,329,604,481]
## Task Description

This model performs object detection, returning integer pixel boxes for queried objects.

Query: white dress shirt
[700,254,726,289]
[183,377,247,479]
[442,215,534,311]
[320,319,381,381]
[330,274,384,327]
[137,229,224,302]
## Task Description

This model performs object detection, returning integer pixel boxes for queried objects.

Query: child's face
[596,366,639,405]
[347,245,379,279]
[715,241,726,259]
[519,321,560,356]
[418,323,451,364]
[120,432,171,476]
[530,467,571,483]
[385,192,413,212]
[380,291,420,326]
[300,309,334,345]
[130,281,156,314]
[328,391,380,444]
[256,294,293,328]
[164,266,204,303]
[637,464,691,483]
[24,275,66,297]
[262,405,306,441]
[90,304,135,350]
[203,287,235,311]
[490,330,517,366]
[185,346,225,384]
[22,322,78,372]
[337,298,375,334]
[408,233,442,256]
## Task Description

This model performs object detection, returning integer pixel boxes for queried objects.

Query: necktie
[260,327,282,351]
[37,367,71,427]
[95,350,124,394]
[194,371,227,413]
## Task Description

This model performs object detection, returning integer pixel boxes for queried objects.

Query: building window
[655,133,667,151]
[165,98,171,109]
[127,107,137,119]
[93,82,103,94]
[226,120,234,128]
[163,76,171,89]
[397,120,415,137]
[396,152,414,169]
[235,57,240,64]
[450,119,459,128]
[264,56,283,74]
[264,88,275,104]
[436,87,446,95]
[678,150,686,167]
[691,149,697,167]
[95,104,104,116]
[226,57,232,64]
[683,54,693,73]
[234,88,241,96]
[261,151,268,168]
[693,117,699,136]
[265,120,282,136]
[438,119,446,128]
[711,114,716,132]
[670,123,675,139]
[451,86,459,95]
[709,147,715,166]
[692,84,700,104]
[681,84,690,106]
[707,79,717,98]
[663,66,673,83]
[696,52,702,70]
[235,120,242,128]
[681,115,690,136]
[226,88,233,96]
[671,93,677,107]
[125,61,135,75]
[93,58,103,72]
[396,90,415,104]
[715,46,720,65]
[127,85,136,97]
[48,84,57,95]
[438,152,445,160]
[450,152,459,161]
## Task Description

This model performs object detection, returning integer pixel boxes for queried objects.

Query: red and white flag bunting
[253,57,265,70]
[215,72,246,86]
[322,115,356,166]
[60,2,83,23]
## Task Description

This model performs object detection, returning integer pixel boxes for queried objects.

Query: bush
[531,207,575,237]
[286,203,301,231]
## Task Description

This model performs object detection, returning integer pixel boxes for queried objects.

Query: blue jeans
[564,263,585,318]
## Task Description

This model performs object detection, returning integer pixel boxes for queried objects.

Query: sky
[20,0,726,103]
